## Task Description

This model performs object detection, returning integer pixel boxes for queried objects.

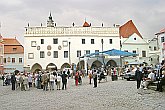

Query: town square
[0,77,165,110]
[0,0,165,110]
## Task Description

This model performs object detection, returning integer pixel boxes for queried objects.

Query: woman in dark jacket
[11,73,16,90]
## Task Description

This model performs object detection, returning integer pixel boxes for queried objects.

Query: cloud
[0,0,165,45]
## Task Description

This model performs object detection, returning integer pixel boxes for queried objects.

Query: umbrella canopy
[101,49,137,57]
[81,49,137,58]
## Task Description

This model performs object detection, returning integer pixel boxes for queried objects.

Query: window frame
[41,39,44,44]
[161,37,165,43]
[53,38,58,44]
[91,39,94,44]
[64,51,68,58]
[4,58,6,63]
[40,51,45,58]
[12,58,15,63]
[31,41,37,47]
[82,39,85,44]
[77,50,81,57]
[28,53,34,59]
[19,58,23,63]
[109,39,112,44]
[132,50,136,53]
[86,50,90,55]
[53,51,58,58]
[142,51,146,57]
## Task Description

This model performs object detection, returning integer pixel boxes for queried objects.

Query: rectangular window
[77,50,81,57]
[19,58,23,63]
[86,50,90,55]
[91,39,94,44]
[4,58,6,63]
[53,51,58,58]
[40,51,45,58]
[132,50,136,53]
[31,41,36,47]
[28,53,34,59]
[95,50,99,56]
[41,39,44,44]
[109,39,112,44]
[62,40,68,47]
[154,47,157,51]
[12,58,15,63]
[161,37,164,43]
[13,48,17,51]
[82,39,85,44]
[64,51,68,58]
[7,57,11,62]
[142,51,146,57]
[53,38,58,44]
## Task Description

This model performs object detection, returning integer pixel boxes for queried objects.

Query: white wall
[121,33,149,64]
[24,26,120,70]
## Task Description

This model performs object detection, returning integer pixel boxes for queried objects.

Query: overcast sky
[0,0,164,45]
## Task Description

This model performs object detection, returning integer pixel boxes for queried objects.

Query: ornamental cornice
[24,27,119,36]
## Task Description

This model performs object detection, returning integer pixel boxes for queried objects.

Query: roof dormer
[83,21,90,27]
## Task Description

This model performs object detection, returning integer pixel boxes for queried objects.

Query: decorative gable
[123,33,147,44]
[120,20,142,39]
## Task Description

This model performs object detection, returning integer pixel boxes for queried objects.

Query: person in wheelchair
[98,71,105,83]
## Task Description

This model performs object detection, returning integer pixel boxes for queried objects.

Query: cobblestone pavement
[0,77,165,110]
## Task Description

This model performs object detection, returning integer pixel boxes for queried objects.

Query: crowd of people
[135,64,165,92]
[0,66,111,91]
[1,64,165,92]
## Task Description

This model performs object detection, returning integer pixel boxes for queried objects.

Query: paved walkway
[0,77,165,110]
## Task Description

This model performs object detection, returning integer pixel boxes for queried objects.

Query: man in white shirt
[56,74,62,90]
[49,72,55,90]
[143,69,156,90]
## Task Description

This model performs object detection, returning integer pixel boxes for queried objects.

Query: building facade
[0,35,4,74]
[155,28,165,63]
[147,37,160,66]
[3,38,24,73]
[24,14,121,72]
[120,20,150,65]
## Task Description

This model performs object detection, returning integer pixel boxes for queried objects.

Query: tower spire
[47,12,54,27]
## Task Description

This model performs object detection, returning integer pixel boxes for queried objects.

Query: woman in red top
[75,72,79,86]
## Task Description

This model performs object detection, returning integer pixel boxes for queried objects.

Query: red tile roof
[155,28,165,35]
[119,20,142,38]
[3,38,21,45]
[83,21,90,27]
[3,38,24,54]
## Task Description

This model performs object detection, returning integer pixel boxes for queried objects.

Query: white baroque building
[24,14,120,73]
[120,20,150,65]
[155,28,165,63]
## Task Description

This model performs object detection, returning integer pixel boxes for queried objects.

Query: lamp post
[69,42,71,65]
[101,39,105,67]
[120,39,122,67]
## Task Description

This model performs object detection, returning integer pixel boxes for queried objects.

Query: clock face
[37,46,40,50]
[47,51,51,56]
[58,45,62,50]
[47,45,51,50]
